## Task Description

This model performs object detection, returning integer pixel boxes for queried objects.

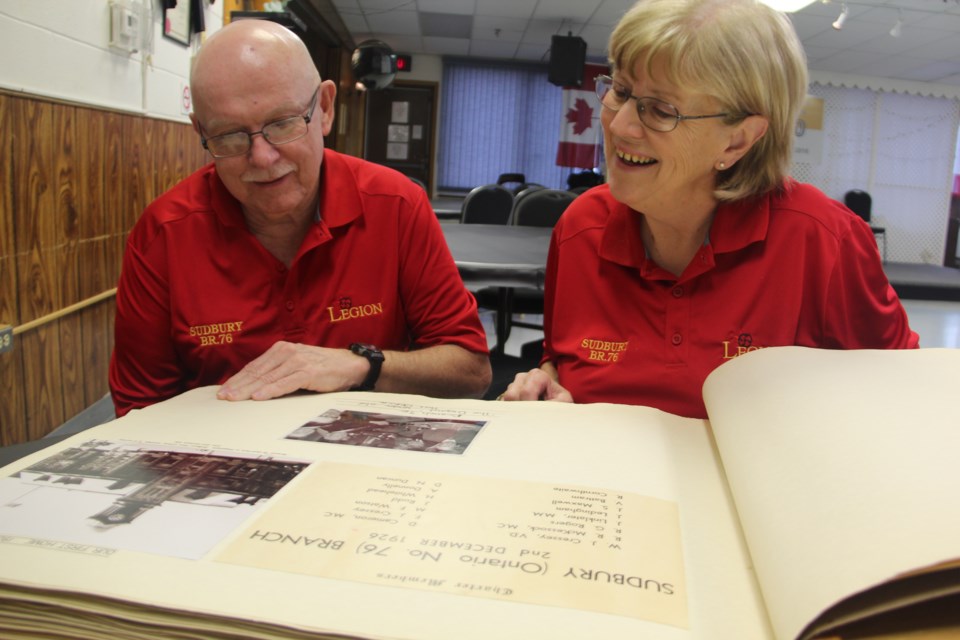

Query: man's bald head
[186,18,337,229]
[190,20,320,117]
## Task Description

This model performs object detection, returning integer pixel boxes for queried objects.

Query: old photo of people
[287,409,486,454]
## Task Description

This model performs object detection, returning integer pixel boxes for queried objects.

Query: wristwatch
[349,343,384,391]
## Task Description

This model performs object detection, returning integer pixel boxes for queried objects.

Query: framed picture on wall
[164,1,191,46]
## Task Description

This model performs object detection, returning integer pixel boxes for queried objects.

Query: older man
[109,19,490,416]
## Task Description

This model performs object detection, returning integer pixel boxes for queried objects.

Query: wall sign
[164,1,191,46]
[793,96,824,166]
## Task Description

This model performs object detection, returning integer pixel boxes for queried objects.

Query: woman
[501,0,918,418]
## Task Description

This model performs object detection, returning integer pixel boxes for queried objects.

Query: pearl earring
[717,161,726,170]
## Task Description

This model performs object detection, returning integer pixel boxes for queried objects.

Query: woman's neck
[640,204,716,277]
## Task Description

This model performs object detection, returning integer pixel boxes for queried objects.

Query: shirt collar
[598,202,645,268]
[316,148,363,228]
[708,190,771,254]
[207,163,244,228]
[598,187,774,268]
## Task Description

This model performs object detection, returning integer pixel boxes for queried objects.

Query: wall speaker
[548,35,587,87]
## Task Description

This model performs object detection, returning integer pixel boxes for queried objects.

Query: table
[441,223,551,291]
[0,435,69,468]
[441,223,552,353]
[430,197,464,220]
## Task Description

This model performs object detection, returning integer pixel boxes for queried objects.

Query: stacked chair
[476,187,577,353]
[460,184,514,225]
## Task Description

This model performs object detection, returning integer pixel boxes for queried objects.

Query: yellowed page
[702,347,960,640]
[0,388,773,639]
[217,462,687,626]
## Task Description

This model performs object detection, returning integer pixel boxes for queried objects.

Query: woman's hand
[499,363,573,403]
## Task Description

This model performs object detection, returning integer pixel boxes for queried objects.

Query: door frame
[363,80,439,197]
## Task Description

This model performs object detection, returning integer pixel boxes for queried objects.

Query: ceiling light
[759,0,818,10]
[890,10,902,37]
[832,3,849,30]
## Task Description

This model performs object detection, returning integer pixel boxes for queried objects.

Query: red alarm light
[396,54,412,72]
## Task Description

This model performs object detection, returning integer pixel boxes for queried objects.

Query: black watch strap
[349,343,384,391]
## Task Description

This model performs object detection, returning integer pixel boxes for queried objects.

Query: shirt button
[285,300,295,311]
[672,286,683,298]
[671,333,682,345]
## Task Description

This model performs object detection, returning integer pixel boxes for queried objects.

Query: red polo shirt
[544,181,919,418]
[110,150,488,416]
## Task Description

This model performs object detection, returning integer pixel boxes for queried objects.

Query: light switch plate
[0,325,12,355]
[109,0,141,54]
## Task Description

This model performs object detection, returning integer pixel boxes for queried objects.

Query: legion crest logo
[721,333,765,359]
[327,296,384,323]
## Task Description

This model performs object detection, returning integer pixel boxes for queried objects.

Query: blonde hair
[608,0,809,200]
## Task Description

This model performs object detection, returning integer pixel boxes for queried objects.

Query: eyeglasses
[200,88,320,158]
[594,75,729,133]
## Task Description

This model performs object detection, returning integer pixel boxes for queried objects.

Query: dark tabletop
[441,223,552,290]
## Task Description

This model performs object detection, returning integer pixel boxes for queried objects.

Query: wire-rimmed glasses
[594,75,730,133]
[201,87,320,158]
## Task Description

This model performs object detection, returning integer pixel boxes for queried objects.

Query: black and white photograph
[286,409,486,455]
[0,440,310,559]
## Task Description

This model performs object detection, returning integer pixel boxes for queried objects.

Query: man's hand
[499,364,573,403]
[217,341,367,402]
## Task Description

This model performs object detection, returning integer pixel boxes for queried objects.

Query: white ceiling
[329,0,960,87]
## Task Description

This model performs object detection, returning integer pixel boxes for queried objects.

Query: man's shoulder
[321,150,427,224]
[326,149,418,196]
[129,163,220,244]
[142,164,218,223]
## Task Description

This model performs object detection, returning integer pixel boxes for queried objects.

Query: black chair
[511,188,576,227]
[566,170,604,191]
[496,173,526,192]
[460,184,514,225]
[844,189,886,261]
[508,185,545,219]
[512,182,545,195]
[478,189,577,350]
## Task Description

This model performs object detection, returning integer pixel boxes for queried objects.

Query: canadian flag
[556,64,608,169]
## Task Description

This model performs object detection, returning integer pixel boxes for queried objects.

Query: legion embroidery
[721,332,766,359]
[327,296,384,323]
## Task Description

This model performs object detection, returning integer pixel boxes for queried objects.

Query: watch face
[350,343,383,391]
[351,343,384,361]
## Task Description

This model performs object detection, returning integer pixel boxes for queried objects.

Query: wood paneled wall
[0,92,208,446]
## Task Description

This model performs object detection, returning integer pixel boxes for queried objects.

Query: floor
[900,299,960,348]
[886,262,960,302]
[480,299,960,398]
